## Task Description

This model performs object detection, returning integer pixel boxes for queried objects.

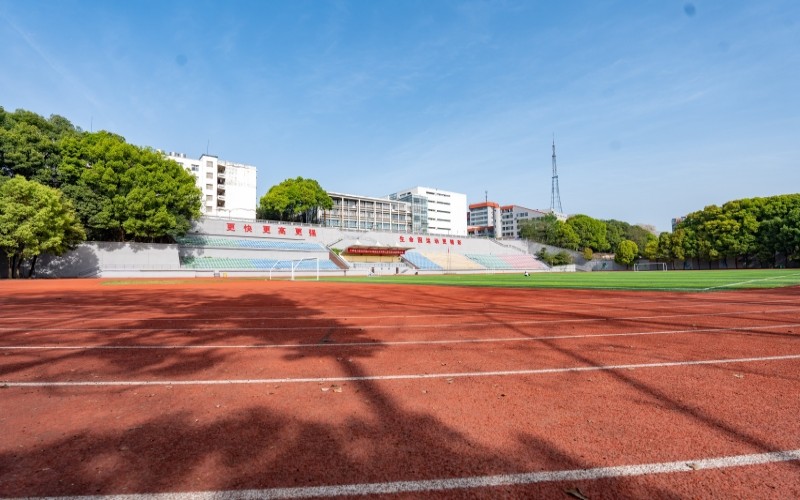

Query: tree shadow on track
[0,281,686,498]
[473,287,800,475]
[0,283,373,380]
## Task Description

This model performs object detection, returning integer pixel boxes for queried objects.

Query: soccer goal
[633,262,668,272]
[268,257,320,281]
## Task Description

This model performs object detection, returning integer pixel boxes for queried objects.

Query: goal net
[633,262,668,272]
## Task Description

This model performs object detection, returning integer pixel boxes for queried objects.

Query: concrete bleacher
[498,254,549,270]
[422,252,484,270]
[32,216,561,278]
[465,253,549,271]
[465,254,507,269]
[177,235,325,252]
[180,256,340,271]
[403,252,443,270]
[177,219,341,274]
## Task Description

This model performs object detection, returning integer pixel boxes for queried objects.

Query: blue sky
[2,0,798,232]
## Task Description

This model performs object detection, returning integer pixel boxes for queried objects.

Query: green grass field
[326,269,800,291]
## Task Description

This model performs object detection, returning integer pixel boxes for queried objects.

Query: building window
[206,172,213,179]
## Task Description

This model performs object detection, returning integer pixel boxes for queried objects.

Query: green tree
[655,232,673,263]
[547,220,580,250]
[567,214,609,252]
[643,237,660,261]
[552,250,574,266]
[519,213,556,243]
[604,219,627,251]
[614,239,638,268]
[257,177,333,223]
[628,226,657,257]
[535,247,574,266]
[58,132,202,241]
[0,107,78,186]
[0,176,85,278]
[520,214,579,250]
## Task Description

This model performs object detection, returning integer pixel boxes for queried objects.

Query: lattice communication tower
[550,137,563,213]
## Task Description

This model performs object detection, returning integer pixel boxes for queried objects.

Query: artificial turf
[324,269,800,291]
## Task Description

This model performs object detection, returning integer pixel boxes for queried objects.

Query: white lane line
[3,323,798,351]
[1,307,799,334]
[3,354,799,387]
[29,449,800,499]
[0,297,797,322]
[704,272,800,291]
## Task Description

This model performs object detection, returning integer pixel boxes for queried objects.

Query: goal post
[268,257,320,281]
[633,262,668,272]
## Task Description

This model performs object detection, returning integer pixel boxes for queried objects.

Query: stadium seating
[465,254,508,269]
[422,252,484,270]
[180,256,340,271]
[465,253,548,270]
[402,251,443,270]
[177,235,325,252]
[499,254,549,270]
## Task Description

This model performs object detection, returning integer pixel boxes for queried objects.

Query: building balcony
[217,172,225,178]
[217,194,225,201]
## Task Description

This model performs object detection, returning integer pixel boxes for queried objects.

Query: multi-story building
[467,202,502,237]
[388,186,468,236]
[388,191,429,234]
[500,205,550,239]
[165,152,257,219]
[321,192,413,232]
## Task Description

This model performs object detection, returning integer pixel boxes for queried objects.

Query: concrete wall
[27,242,180,278]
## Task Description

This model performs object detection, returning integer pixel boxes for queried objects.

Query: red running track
[1,278,799,498]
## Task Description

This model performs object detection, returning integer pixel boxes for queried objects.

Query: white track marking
[3,323,798,351]
[704,272,800,291]
[0,295,797,320]
[25,449,800,499]
[1,307,798,334]
[3,354,799,387]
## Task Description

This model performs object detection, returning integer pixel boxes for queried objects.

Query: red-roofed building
[468,201,502,237]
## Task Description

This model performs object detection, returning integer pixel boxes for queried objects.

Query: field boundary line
[28,449,800,499]
[3,353,799,387]
[4,323,799,351]
[703,272,800,291]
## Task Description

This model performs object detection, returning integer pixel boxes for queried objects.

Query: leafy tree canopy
[535,247,574,267]
[566,214,610,252]
[58,132,202,241]
[0,176,85,278]
[1,107,202,243]
[652,193,800,268]
[257,177,332,223]
[0,107,79,186]
[519,214,580,250]
[614,239,638,268]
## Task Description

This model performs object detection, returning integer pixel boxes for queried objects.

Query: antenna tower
[550,136,563,213]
